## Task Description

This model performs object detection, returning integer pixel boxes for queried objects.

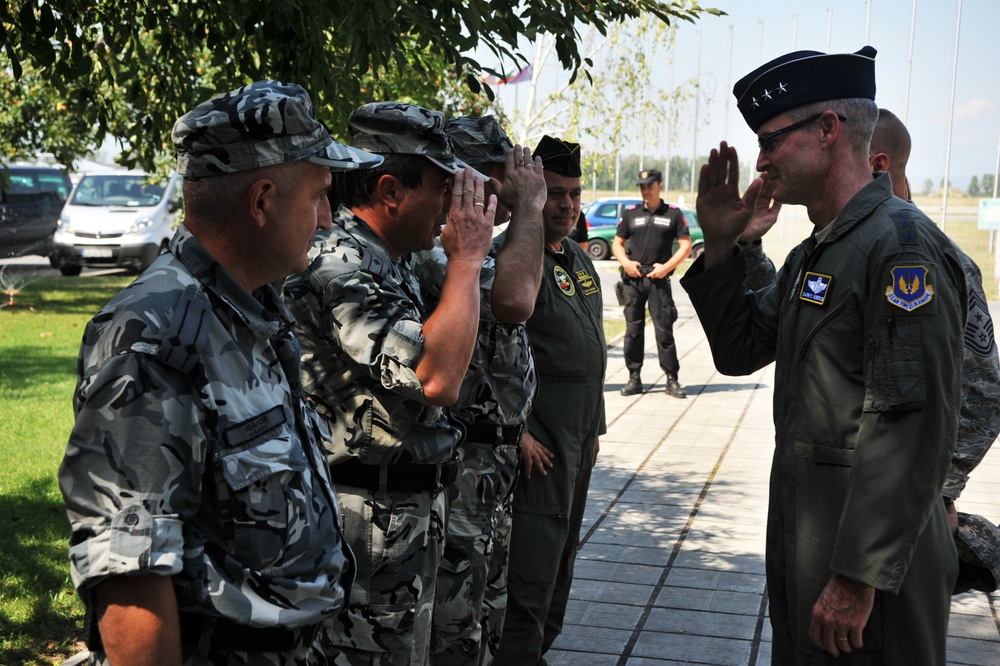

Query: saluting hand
[495,145,546,214]
[441,167,497,263]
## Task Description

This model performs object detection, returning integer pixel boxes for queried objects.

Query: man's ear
[248,178,278,228]
[374,174,402,212]
[869,152,890,175]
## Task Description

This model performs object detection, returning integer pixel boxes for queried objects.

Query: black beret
[535,135,581,177]
[734,46,877,132]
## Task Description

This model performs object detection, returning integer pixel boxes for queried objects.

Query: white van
[51,172,183,276]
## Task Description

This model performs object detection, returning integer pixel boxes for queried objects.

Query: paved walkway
[545,268,1000,665]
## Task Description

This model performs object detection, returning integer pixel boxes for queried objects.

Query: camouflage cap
[953,512,1000,594]
[348,102,471,175]
[445,115,513,174]
[172,80,383,179]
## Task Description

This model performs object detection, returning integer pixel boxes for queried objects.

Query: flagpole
[664,43,675,197]
[724,24,733,142]
[792,13,798,49]
[689,29,701,204]
[826,7,833,52]
[904,0,917,124]
[941,0,963,232]
[865,0,872,43]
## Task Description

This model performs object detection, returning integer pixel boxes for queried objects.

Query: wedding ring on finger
[474,202,485,208]
[836,636,849,642]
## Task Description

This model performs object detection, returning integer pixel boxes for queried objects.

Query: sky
[485,0,1000,194]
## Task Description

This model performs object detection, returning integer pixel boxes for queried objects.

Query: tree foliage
[0,1,719,172]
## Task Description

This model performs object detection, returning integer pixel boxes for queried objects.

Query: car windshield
[1,169,72,202]
[71,175,167,207]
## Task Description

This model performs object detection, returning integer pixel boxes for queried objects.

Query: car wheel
[690,243,704,260]
[60,264,83,277]
[587,238,610,261]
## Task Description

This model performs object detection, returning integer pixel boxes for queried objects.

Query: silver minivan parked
[51,172,183,276]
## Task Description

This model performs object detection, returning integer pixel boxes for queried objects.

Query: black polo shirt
[616,200,690,266]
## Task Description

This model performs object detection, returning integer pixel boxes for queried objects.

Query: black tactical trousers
[621,275,679,377]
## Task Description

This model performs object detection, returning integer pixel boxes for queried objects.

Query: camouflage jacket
[59,227,351,651]
[412,239,537,428]
[742,233,1000,499]
[283,205,461,465]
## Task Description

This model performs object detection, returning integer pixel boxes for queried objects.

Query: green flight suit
[682,174,964,665]
[495,238,607,665]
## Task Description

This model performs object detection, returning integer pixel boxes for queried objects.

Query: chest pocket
[216,415,312,572]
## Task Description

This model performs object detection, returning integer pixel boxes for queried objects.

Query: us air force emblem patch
[885,265,933,311]
[799,271,832,305]
[575,269,600,296]
[554,265,575,296]
[965,288,996,356]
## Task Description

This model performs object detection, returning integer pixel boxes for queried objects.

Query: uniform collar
[170,225,292,341]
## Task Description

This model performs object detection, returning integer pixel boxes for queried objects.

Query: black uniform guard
[613,169,691,397]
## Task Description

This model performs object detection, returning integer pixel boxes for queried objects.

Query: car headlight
[128,217,153,234]
[58,213,71,231]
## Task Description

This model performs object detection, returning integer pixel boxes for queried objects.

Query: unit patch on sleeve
[799,271,832,305]
[885,265,933,311]
[575,269,601,296]
[554,265,576,296]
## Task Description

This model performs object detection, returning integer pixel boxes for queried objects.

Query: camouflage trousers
[324,484,447,666]
[431,442,520,665]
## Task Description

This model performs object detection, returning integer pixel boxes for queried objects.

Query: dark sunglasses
[757,113,847,154]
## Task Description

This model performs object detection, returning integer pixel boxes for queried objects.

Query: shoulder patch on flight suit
[575,269,600,296]
[890,211,919,245]
[965,288,996,356]
[156,284,211,374]
[799,271,832,305]
[554,265,575,296]
[885,265,934,311]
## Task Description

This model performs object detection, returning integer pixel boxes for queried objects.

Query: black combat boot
[621,373,643,396]
[665,375,687,399]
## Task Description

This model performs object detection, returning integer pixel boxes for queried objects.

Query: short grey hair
[786,98,878,157]
[183,162,303,224]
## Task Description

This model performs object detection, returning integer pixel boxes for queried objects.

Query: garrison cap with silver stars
[733,46,877,132]
[172,79,382,179]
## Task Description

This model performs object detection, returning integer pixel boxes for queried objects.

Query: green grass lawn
[0,274,133,665]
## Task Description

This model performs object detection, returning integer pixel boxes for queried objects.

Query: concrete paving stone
[547,623,634,655]
[569,577,657,606]
[671,550,767,575]
[544,648,622,665]
[949,611,1000,641]
[951,593,997,616]
[665,567,767,595]
[580,542,675,567]
[619,489,704,505]
[562,599,647,630]
[644,608,759,640]
[755,640,773,665]
[574,559,665,585]
[946,636,1000,665]
[600,503,691,525]
[631,631,754,665]
[654,584,764,616]
[587,527,684,549]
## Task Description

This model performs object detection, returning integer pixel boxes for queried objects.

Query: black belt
[462,422,523,447]
[329,458,459,492]
[179,613,318,653]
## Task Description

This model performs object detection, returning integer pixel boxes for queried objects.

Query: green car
[585,202,704,261]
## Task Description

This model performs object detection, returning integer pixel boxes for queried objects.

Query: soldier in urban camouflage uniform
[411,116,546,665]
[736,108,1000,592]
[282,102,497,666]
[59,80,381,665]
